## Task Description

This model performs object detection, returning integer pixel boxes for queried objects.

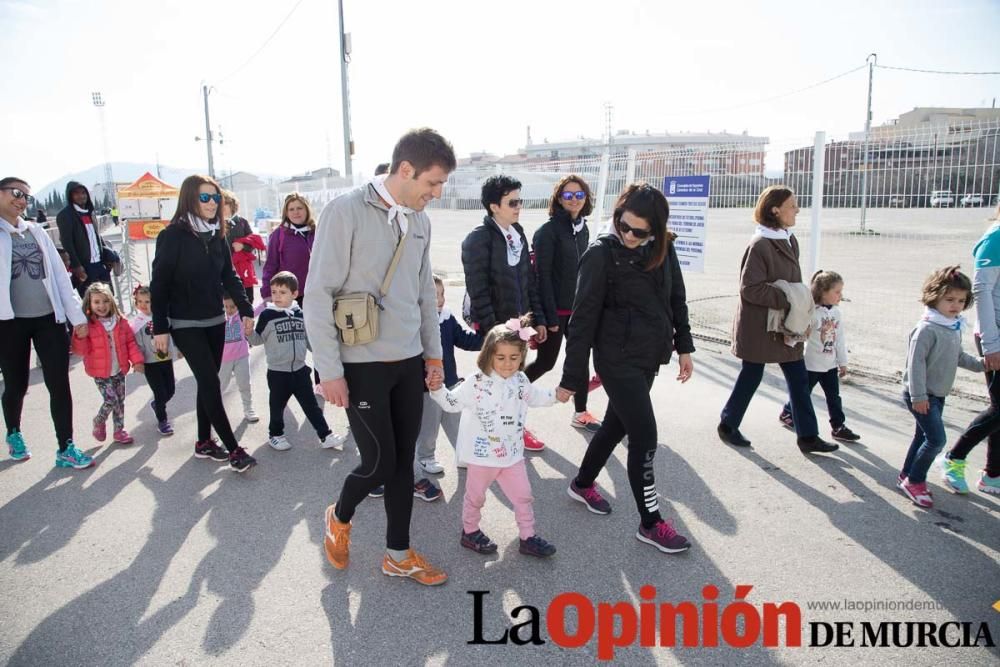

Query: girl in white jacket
[428,318,571,558]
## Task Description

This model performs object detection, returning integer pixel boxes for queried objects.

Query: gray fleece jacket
[903,319,983,403]
[302,183,442,380]
[250,303,309,372]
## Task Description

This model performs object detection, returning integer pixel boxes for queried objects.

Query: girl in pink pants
[428,318,572,558]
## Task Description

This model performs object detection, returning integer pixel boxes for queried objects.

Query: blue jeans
[781,368,846,429]
[721,359,819,438]
[902,392,947,484]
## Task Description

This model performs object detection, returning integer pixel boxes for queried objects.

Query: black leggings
[525,314,587,412]
[144,360,176,422]
[267,367,331,438]
[575,370,662,528]
[948,337,1000,477]
[334,355,424,550]
[0,315,73,450]
[171,324,240,451]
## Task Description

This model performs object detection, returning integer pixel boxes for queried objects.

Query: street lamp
[91,91,116,208]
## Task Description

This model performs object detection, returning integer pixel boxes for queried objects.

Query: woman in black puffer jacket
[560,183,695,554]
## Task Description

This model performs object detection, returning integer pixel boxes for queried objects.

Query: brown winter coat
[730,234,806,364]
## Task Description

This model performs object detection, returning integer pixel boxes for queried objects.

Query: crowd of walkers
[2,127,998,587]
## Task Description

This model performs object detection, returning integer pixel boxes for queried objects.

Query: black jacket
[561,233,694,392]
[461,217,548,331]
[532,208,590,324]
[150,222,253,335]
[225,215,253,246]
[55,181,105,269]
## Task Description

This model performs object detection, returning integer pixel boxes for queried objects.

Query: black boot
[797,435,839,453]
[717,423,751,447]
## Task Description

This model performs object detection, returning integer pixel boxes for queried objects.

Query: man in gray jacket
[305,128,455,586]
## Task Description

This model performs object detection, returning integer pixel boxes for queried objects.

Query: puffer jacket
[561,231,694,393]
[532,208,590,324]
[72,316,144,378]
[461,216,547,332]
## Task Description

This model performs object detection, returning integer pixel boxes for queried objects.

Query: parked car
[960,194,985,207]
[929,190,955,207]
[887,195,909,207]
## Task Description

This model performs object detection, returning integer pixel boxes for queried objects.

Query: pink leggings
[463,460,535,540]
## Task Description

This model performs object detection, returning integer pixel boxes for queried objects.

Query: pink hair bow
[505,318,536,342]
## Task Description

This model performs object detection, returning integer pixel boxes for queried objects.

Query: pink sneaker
[92,420,107,442]
[113,429,134,445]
[523,429,545,452]
[901,479,933,508]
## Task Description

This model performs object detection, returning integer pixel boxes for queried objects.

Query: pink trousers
[463,460,535,540]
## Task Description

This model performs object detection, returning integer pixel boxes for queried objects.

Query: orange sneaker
[324,504,351,570]
[381,549,448,586]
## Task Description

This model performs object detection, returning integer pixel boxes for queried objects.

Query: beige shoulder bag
[332,235,407,346]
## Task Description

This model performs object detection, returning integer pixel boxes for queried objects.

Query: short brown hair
[548,174,594,218]
[754,185,795,229]
[810,270,843,304]
[921,266,973,310]
[270,270,299,293]
[390,128,456,177]
[171,175,225,238]
[476,317,532,374]
[281,193,316,231]
[221,189,239,213]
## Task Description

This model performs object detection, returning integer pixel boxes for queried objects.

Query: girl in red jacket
[72,282,144,444]
[231,234,266,305]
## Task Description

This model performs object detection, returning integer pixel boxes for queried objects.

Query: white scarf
[188,213,219,234]
[73,204,91,215]
[371,175,412,237]
[922,307,964,331]
[267,302,300,317]
[438,305,452,324]
[753,224,792,244]
[289,222,310,238]
[572,218,586,235]
[492,218,523,266]
[99,314,118,333]
[0,217,26,237]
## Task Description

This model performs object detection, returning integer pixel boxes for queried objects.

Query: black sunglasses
[616,219,652,239]
[198,193,222,204]
[561,191,586,201]
[506,199,524,208]
[1,187,32,202]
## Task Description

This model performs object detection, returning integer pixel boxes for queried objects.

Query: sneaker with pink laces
[92,420,107,442]
[636,519,691,553]
[568,480,612,514]
[113,429,135,445]
[900,478,933,508]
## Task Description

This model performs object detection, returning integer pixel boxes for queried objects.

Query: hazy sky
[4,0,999,189]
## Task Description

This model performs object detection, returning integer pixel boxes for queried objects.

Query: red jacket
[72,316,144,378]
[232,234,266,288]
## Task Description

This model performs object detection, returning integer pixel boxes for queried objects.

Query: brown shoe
[324,504,351,570]
[381,549,448,586]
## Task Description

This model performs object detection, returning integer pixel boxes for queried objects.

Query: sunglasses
[198,193,222,204]
[561,191,586,201]
[506,199,524,209]
[616,219,652,239]
[1,187,32,202]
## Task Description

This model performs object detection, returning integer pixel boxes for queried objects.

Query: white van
[929,190,954,207]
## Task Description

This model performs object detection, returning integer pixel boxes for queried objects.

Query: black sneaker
[194,438,229,462]
[717,423,751,447]
[228,446,257,473]
[831,426,861,442]
[460,530,498,554]
[797,436,839,454]
[368,485,385,498]
[519,535,556,558]
[778,410,795,431]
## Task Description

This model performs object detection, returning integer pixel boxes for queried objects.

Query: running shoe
[460,530,498,554]
[571,411,602,434]
[636,520,691,553]
[568,480,612,514]
[55,442,94,469]
[940,457,969,494]
[194,438,229,462]
[381,549,448,586]
[519,535,557,558]
[324,504,351,569]
[413,478,442,502]
[6,431,31,461]
[228,446,257,473]
[978,470,1000,495]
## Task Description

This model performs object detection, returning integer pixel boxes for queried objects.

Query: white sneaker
[419,459,444,474]
[321,432,346,451]
[268,435,292,451]
[244,407,260,423]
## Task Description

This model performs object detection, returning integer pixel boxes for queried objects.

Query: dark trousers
[902,392,947,484]
[0,315,73,450]
[267,366,331,438]
[525,314,587,412]
[145,360,176,422]
[948,336,1000,477]
[721,359,819,438]
[244,285,255,306]
[334,355,424,550]
[781,367,846,429]
[171,324,240,451]
[576,370,662,528]
[77,261,112,297]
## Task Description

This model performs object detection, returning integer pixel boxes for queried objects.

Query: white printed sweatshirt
[803,304,848,372]
[430,370,556,468]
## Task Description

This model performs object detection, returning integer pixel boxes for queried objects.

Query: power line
[216,0,309,84]
[876,64,1000,75]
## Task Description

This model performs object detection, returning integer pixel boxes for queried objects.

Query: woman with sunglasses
[559,183,695,554]
[526,175,602,434]
[716,185,837,454]
[462,175,549,451]
[0,177,93,469]
[262,193,316,307]
[150,175,257,472]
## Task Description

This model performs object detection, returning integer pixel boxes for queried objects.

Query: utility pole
[91,92,115,208]
[200,84,215,179]
[338,0,353,179]
[604,102,614,153]
[859,53,876,233]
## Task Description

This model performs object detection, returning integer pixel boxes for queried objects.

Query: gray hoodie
[250,303,308,372]
[903,319,983,403]
[303,183,442,380]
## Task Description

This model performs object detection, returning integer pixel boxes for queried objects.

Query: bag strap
[378,233,407,300]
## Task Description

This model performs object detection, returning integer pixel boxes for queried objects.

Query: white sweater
[803,304,848,372]
[430,371,556,468]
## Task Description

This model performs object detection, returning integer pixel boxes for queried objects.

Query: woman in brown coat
[717,186,838,454]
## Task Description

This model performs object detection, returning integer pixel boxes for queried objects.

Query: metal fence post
[594,151,611,222]
[625,149,638,186]
[809,130,826,277]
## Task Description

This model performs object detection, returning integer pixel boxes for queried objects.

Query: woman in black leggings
[150,175,256,472]
[560,183,695,554]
